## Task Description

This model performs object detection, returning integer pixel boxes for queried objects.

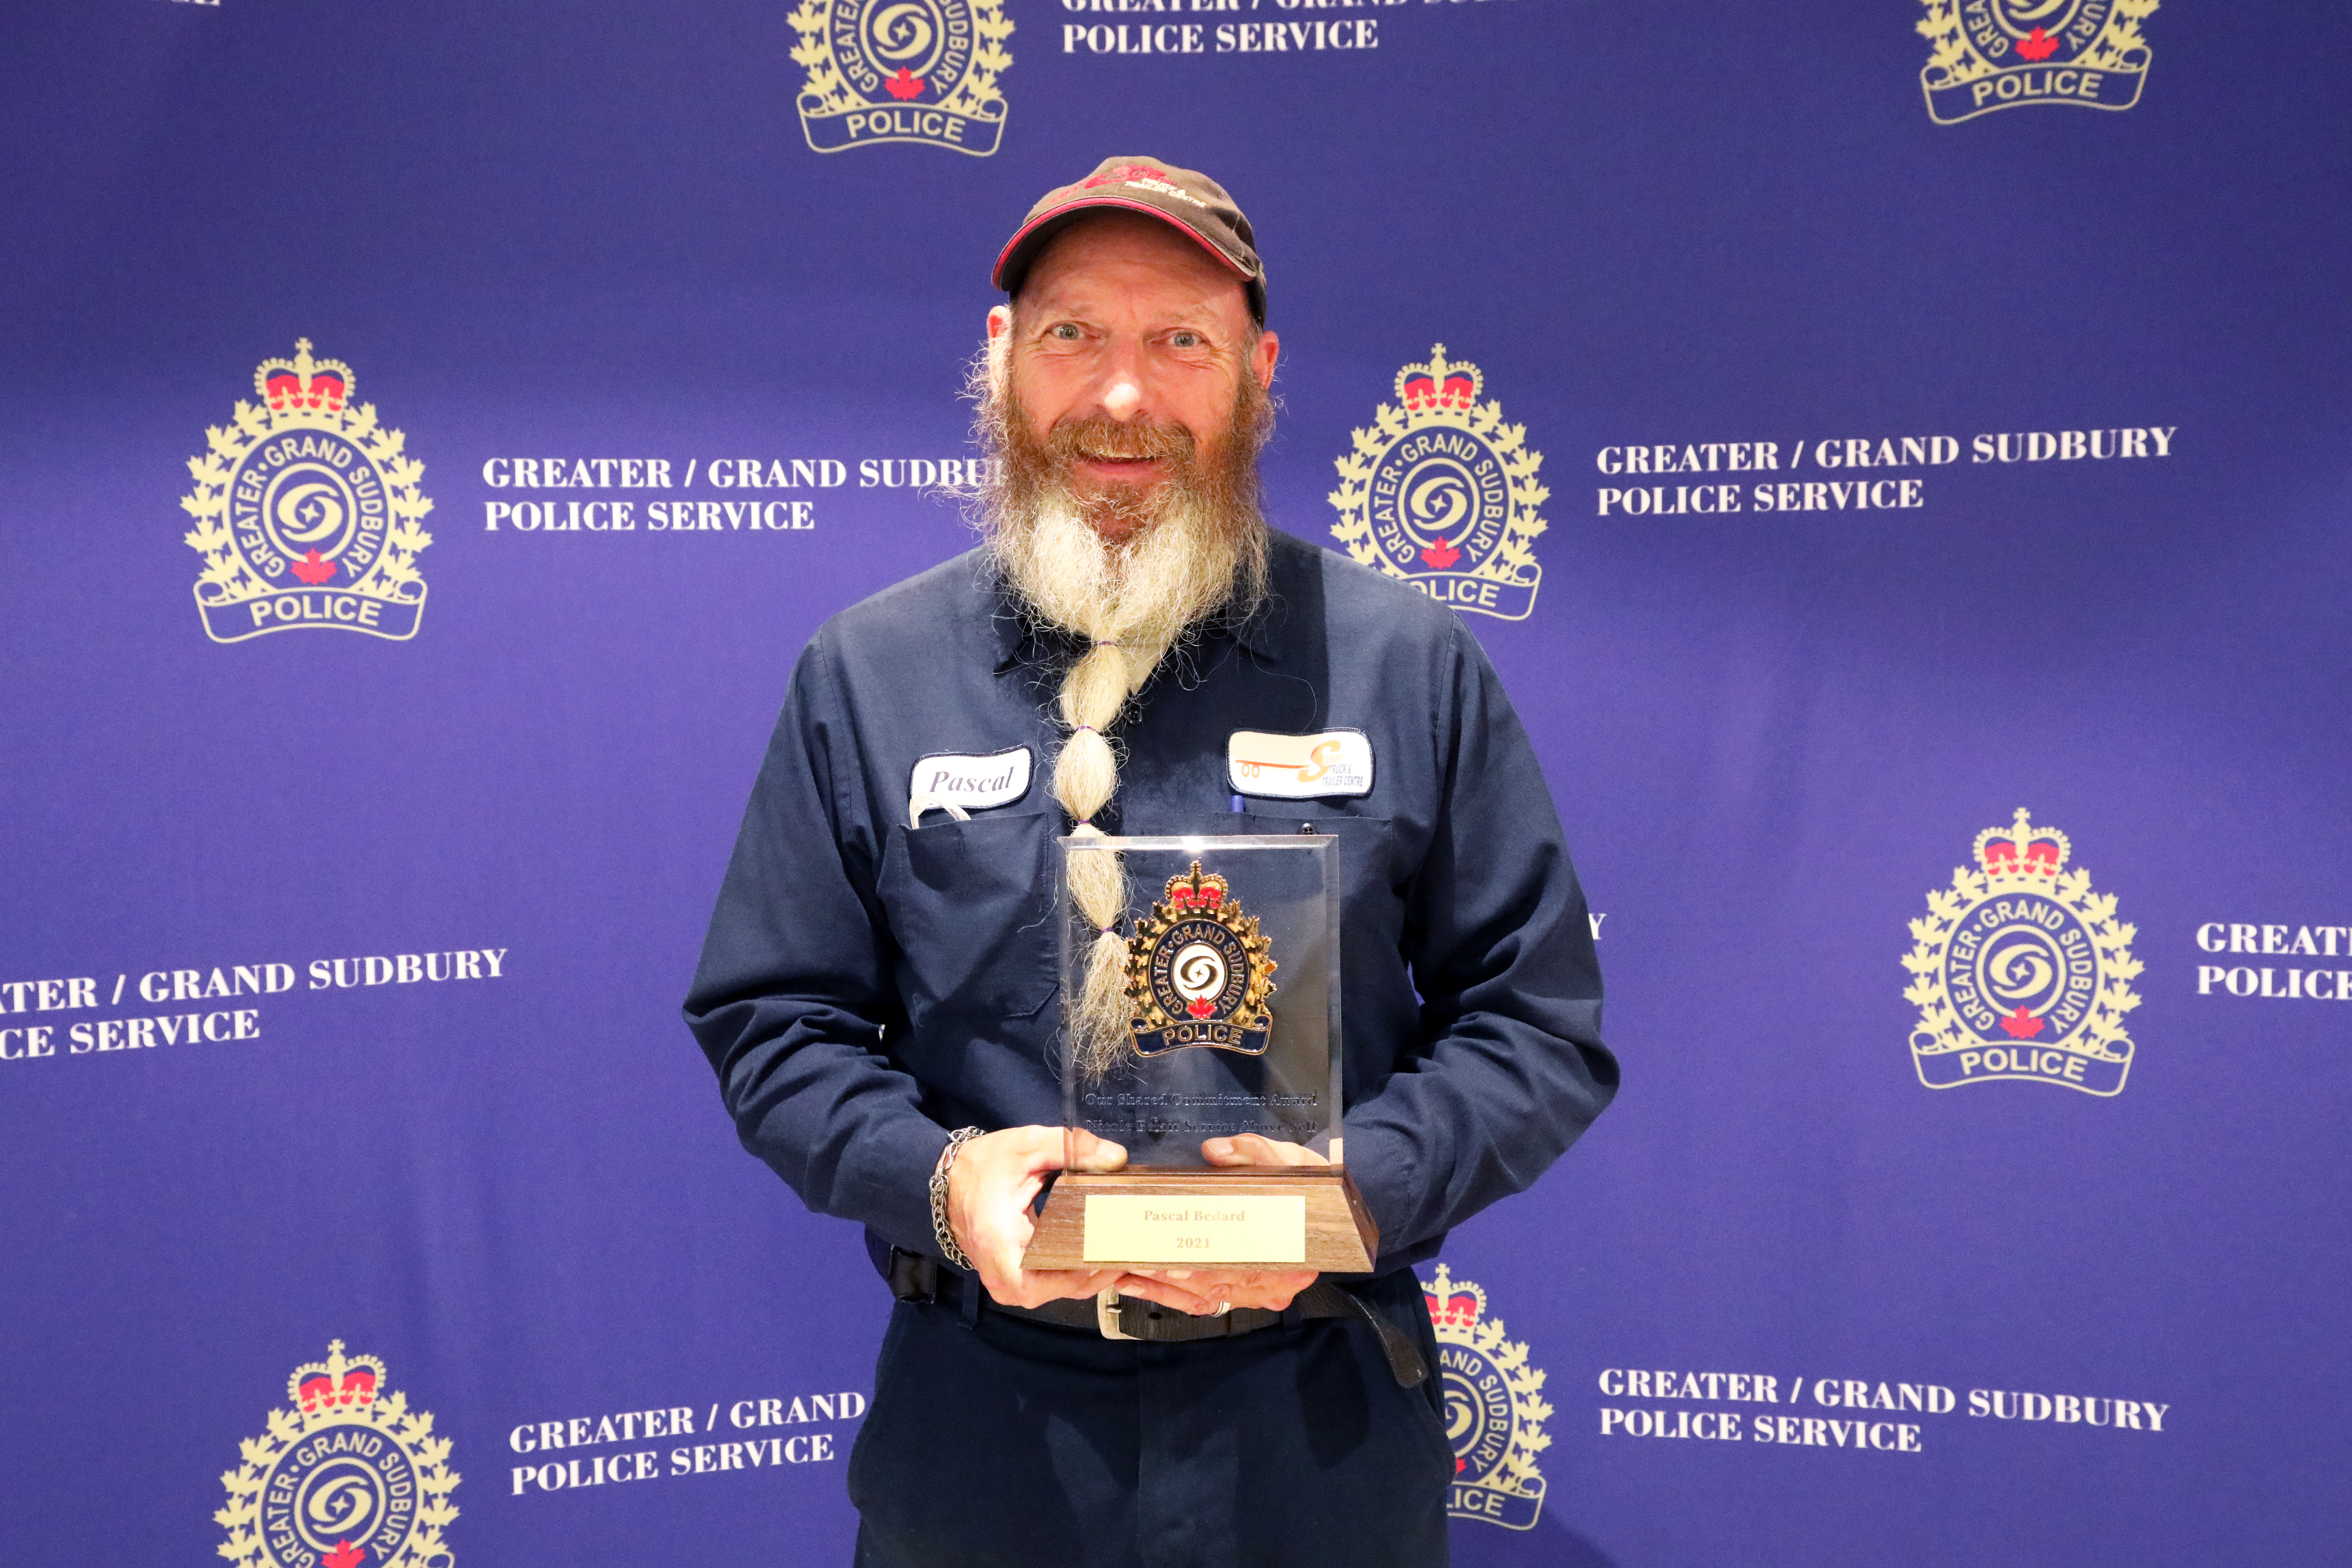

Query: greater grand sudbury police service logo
[1329,345,1548,622]
[1125,862,1276,1057]
[180,341,434,644]
[1904,810,2143,1096]
[789,0,1012,155]
[1424,1265,1550,1531]
[1917,0,2160,124]
[215,1340,461,1568]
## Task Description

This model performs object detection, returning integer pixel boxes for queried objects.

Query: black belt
[881,1247,1426,1387]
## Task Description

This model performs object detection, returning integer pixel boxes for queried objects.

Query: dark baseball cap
[993,157,1266,324]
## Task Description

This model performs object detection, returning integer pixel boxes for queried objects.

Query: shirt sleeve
[682,631,952,1255]
[1341,620,1619,1264]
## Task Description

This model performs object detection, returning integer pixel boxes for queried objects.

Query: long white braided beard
[976,342,1270,1082]
[995,494,1253,1081]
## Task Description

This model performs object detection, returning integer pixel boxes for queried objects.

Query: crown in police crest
[1972,808,2070,878]
[288,1339,386,1415]
[1395,345,1482,414]
[1163,863,1229,912]
[253,338,354,414]
[1423,1262,1488,1331]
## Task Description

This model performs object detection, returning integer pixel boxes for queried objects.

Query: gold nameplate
[1082,1194,1307,1265]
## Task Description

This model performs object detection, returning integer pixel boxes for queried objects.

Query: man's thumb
[1066,1130,1129,1174]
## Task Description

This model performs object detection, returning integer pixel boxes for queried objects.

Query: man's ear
[1251,329,1280,391]
[987,304,1013,342]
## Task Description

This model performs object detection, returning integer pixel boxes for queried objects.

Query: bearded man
[686,158,1615,1567]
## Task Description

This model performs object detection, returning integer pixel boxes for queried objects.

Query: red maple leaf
[1420,540,1462,570]
[1998,1006,2044,1040]
[290,549,336,584]
[884,68,925,100]
[1186,998,1214,1019]
[2016,27,2058,61]
[323,1542,366,1568]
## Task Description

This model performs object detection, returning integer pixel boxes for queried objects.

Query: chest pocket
[878,811,1060,1030]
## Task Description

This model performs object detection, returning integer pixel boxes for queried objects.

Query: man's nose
[1090,337,1148,422]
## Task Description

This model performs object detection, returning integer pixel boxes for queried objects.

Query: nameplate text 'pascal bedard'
[1083,1194,1305,1263]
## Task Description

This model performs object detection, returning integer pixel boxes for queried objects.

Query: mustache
[1043,414,1198,469]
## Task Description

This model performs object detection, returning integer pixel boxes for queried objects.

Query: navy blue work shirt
[685,528,1616,1275]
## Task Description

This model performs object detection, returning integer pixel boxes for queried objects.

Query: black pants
[847,1270,1452,1567]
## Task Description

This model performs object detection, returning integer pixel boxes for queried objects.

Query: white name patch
[910,747,1032,811]
[1226,729,1374,799]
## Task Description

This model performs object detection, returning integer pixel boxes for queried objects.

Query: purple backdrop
[3,1,2346,1563]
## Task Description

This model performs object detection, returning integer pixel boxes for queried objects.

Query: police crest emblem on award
[1917,0,2160,125]
[1329,344,1549,622]
[1125,862,1277,1057]
[215,1340,461,1568]
[1424,1264,1552,1531]
[789,0,1013,156]
[179,340,434,644]
[1903,809,2142,1096]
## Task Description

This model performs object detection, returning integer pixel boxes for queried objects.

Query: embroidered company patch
[910,746,1032,811]
[1917,0,2160,124]
[1903,809,2143,1096]
[180,340,434,644]
[790,0,1013,155]
[1329,345,1549,622]
[1226,730,1374,800]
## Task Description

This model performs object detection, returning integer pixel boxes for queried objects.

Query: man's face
[989,212,1279,542]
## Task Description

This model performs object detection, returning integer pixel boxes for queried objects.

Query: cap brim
[993,196,1261,317]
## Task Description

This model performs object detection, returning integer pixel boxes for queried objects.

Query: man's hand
[945,1125,1130,1309]
[1114,1133,1327,1317]
[1199,1132,1331,1171]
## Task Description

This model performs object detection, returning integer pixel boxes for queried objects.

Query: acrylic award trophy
[1021,833,1378,1273]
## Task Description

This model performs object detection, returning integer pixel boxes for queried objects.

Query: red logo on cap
[884,68,925,100]
[1082,163,1164,189]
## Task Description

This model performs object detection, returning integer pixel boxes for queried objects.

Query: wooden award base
[1022,1168,1378,1274]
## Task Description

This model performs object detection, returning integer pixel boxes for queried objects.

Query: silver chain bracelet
[930,1127,983,1272]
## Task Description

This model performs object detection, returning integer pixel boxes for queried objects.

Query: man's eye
[1051,323,1080,341]
[1171,331,1202,348]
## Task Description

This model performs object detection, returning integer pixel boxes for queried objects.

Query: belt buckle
[1096,1287,1139,1340]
